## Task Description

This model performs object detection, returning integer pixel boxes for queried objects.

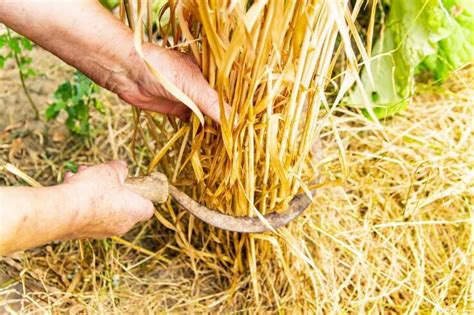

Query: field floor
[1,45,473,313]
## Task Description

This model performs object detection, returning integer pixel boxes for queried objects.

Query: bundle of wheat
[126,0,371,217]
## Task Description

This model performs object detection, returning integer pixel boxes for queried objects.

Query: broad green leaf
[65,116,78,134]
[20,56,32,65]
[48,71,104,136]
[75,101,89,121]
[349,0,458,118]
[419,0,474,81]
[54,82,73,101]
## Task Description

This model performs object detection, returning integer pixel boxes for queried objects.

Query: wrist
[49,183,91,240]
[105,45,147,98]
[112,43,163,108]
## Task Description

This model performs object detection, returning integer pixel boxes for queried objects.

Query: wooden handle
[124,172,169,203]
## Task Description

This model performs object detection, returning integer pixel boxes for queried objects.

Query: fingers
[138,46,231,124]
[114,186,155,235]
[105,160,154,221]
[178,52,231,124]
[192,83,232,125]
[107,160,129,183]
[61,160,155,239]
[161,50,231,124]
[153,98,191,121]
[129,195,155,222]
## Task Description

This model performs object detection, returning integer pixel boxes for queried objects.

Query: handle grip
[124,172,169,203]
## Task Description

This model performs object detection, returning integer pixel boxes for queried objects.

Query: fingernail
[64,171,73,180]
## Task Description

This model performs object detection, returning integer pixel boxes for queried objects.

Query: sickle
[125,172,312,233]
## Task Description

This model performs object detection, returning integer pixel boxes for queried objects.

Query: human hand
[62,160,154,239]
[117,43,230,123]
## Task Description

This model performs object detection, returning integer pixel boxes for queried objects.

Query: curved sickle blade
[169,185,312,233]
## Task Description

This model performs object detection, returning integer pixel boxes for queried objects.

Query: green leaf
[48,71,104,136]
[20,56,32,65]
[54,82,73,101]
[349,0,455,119]
[20,67,36,79]
[0,34,7,48]
[26,68,36,78]
[45,101,66,120]
[20,37,33,51]
[73,72,94,100]
[419,0,474,81]
[45,105,59,120]
[75,101,90,121]
[65,116,79,134]
[64,161,79,173]
[93,99,106,114]
[0,55,5,69]
[8,38,21,54]
[66,104,76,117]
[99,0,119,10]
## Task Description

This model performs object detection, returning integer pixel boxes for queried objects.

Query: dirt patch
[0,43,74,129]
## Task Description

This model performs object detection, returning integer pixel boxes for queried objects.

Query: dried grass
[131,0,372,213]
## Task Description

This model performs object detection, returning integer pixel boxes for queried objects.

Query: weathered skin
[125,173,312,233]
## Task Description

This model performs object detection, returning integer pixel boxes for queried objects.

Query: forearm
[0,185,82,255]
[0,161,154,255]
[0,0,141,95]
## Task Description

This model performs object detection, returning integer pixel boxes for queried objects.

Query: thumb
[124,190,155,222]
[135,197,155,221]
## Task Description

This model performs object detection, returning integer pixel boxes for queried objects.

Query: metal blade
[169,185,312,233]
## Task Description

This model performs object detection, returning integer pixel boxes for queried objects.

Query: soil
[0,43,74,129]
[0,36,136,186]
